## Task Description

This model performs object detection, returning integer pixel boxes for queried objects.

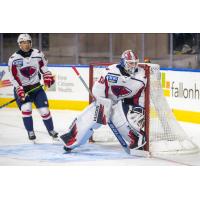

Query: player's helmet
[120,50,139,75]
[17,34,32,45]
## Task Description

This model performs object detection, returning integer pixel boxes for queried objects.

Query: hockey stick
[72,66,132,154]
[0,84,44,109]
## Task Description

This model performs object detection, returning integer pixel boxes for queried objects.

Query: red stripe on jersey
[39,60,45,74]
[133,87,144,105]
[11,65,22,86]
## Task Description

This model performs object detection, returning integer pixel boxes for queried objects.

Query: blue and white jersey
[92,64,147,107]
[8,48,49,88]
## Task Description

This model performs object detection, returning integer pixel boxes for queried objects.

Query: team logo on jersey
[13,59,23,67]
[111,85,132,97]
[20,66,37,79]
[107,75,118,83]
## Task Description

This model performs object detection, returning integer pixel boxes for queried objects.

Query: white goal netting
[147,63,199,155]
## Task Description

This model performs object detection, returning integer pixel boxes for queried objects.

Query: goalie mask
[120,50,139,75]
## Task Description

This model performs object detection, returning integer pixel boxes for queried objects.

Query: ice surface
[0,108,200,166]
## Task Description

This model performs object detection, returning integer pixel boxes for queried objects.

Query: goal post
[89,62,199,155]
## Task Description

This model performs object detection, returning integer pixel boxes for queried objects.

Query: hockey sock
[43,117,54,132]
[22,116,34,132]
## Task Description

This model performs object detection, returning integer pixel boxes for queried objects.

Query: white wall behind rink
[161,69,200,112]
[0,66,89,101]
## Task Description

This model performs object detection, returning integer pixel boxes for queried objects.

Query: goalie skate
[63,146,72,153]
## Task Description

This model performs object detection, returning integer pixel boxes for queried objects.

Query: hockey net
[89,62,199,155]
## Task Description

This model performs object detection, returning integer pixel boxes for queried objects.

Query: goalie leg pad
[111,101,146,150]
[60,102,100,149]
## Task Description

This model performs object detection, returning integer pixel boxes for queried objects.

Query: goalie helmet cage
[89,62,199,155]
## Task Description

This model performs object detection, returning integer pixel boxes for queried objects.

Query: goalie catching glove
[127,106,145,132]
[43,71,55,88]
[93,97,112,125]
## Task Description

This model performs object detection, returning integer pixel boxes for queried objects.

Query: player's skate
[48,130,58,138]
[48,130,59,143]
[28,131,36,143]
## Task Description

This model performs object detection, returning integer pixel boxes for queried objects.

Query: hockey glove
[16,86,25,101]
[127,106,145,131]
[94,97,112,125]
[43,71,55,88]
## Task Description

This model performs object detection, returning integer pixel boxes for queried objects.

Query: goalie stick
[0,84,44,109]
[72,66,149,157]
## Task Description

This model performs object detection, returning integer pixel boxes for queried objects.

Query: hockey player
[8,33,58,141]
[60,50,146,152]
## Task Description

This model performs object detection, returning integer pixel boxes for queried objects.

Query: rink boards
[0,64,89,110]
[1,64,200,124]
